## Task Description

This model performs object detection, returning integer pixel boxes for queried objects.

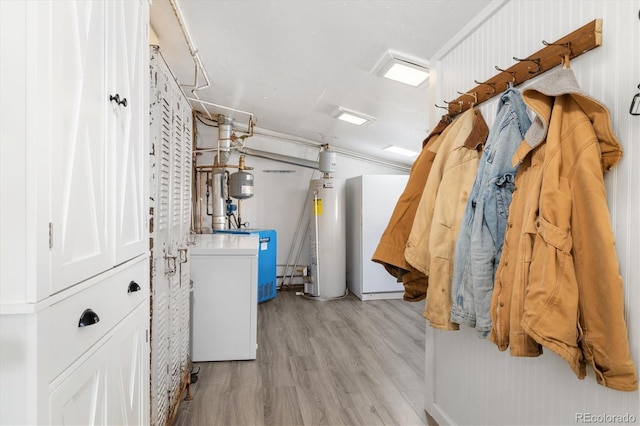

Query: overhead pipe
[169,0,212,119]
[250,130,411,172]
[189,98,255,139]
[237,147,320,170]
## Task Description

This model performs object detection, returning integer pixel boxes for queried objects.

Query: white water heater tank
[305,177,346,299]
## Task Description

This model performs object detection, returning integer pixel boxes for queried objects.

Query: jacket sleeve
[570,141,638,391]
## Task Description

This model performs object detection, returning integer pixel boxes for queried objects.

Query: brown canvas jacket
[490,69,637,391]
[371,117,450,301]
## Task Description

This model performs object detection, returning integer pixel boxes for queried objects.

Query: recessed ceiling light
[373,50,430,87]
[383,145,420,157]
[334,107,376,126]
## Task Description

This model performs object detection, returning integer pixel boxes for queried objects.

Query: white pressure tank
[304,177,346,299]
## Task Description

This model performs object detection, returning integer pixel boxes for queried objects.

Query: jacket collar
[515,68,622,171]
[422,115,452,147]
[464,107,489,150]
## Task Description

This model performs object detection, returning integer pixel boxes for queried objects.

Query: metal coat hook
[443,99,463,113]
[494,65,517,83]
[435,103,448,110]
[444,20,603,113]
[630,83,640,116]
[457,90,478,106]
[513,56,541,74]
[474,79,496,95]
[542,40,573,56]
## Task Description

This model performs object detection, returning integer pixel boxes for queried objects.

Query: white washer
[190,233,258,362]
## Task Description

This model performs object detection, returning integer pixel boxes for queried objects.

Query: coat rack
[443,19,602,116]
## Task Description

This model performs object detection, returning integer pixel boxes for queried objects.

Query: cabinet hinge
[146,329,149,343]
[49,223,53,249]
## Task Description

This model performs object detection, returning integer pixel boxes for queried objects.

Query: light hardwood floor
[174,289,434,426]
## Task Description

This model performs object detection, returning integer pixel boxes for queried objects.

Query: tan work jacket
[405,108,488,329]
[490,69,637,391]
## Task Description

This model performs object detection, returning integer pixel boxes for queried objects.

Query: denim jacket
[449,88,531,336]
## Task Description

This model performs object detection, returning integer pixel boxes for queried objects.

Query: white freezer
[346,175,409,300]
[190,234,259,361]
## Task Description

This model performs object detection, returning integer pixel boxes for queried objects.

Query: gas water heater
[304,150,347,300]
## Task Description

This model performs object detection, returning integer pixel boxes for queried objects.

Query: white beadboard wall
[425,1,639,425]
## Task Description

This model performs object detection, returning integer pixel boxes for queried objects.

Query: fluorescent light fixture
[334,107,376,126]
[373,50,430,87]
[383,145,420,157]
[384,63,430,86]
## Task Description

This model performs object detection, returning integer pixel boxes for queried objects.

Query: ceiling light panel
[334,107,377,126]
[384,63,430,87]
[373,50,430,87]
[383,145,420,157]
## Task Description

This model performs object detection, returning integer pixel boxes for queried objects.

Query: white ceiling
[150,0,492,167]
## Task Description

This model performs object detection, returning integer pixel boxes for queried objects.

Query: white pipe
[251,130,411,172]
[238,147,320,170]
[187,97,255,130]
[169,0,213,119]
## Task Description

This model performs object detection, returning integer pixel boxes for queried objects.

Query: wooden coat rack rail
[443,19,602,116]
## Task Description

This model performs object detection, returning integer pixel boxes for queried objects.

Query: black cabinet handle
[128,280,141,293]
[78,309,100,328]
[109,94,127,107]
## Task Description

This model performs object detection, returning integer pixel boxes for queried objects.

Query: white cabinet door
[168,269,182,411]
[179,253,191,384]
[149,48,174,426]
[110,0,149,264]
[150,273,170,426]
[49,0,111,293]
[106,304,149,426]
[170,93,185,253]
[180,101,193,247]
[50,303,148,426]
[177,101,192,387]
[49,0,149,293]
[49,340,110,425]
[149,46,194,426]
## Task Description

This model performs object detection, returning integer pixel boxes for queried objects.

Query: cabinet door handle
[165,254,177,276]
[128,280,141,293]
[78,309,100,328]
[178,247,188,264]
[109,94,127,107]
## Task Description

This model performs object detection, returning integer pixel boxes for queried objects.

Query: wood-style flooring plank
[174,290,429,426]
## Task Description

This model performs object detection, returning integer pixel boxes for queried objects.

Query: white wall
[425,1,639,425]
[192,123,408,281]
